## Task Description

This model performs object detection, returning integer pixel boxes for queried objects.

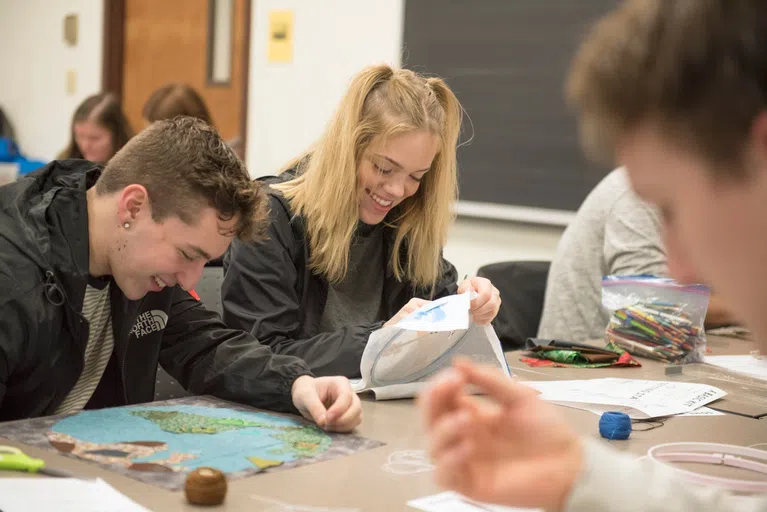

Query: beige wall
[0,0,566,267]
[0,0,104,160]
[445,217,563,277]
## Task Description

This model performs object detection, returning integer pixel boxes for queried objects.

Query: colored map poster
[0,396,383,490]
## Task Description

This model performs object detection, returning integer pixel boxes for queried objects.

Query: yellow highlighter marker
[0,445,73,477]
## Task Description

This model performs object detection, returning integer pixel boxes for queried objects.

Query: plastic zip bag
[602,276,710,363]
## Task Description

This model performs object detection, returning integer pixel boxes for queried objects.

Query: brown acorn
[184,467,227,506]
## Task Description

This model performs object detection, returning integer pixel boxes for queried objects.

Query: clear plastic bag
[601,276,710,364]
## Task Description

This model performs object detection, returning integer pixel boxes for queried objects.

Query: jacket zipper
[120,354,129,403]
[118,289,132,404]
[43,270,89,406]
[117,294,147,404]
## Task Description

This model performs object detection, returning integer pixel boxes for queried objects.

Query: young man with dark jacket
[0,116,361,431]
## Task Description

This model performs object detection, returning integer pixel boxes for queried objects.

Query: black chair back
[477,260,551,351]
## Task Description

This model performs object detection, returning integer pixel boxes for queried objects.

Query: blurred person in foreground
[420,1,767,511]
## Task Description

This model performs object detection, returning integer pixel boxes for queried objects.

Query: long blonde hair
[274,65,462,290]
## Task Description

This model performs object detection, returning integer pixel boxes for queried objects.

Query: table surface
[1,335,765,511]
[508,335,767,418]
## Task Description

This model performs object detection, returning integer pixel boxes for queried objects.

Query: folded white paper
[524,378,726,419]
[396,293,471,332]
[354,293,510,399]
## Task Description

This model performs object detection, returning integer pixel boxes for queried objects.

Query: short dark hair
[96,116,267,241]
[567,0,767,175]
[60,92,134,160]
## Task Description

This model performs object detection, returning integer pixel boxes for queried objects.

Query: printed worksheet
[524,378,726,418]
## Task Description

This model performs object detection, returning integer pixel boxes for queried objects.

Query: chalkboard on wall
[403,0,619,225]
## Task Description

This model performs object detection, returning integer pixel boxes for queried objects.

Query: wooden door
[120,0,249,145]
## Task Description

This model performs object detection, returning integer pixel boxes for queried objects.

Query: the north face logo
[130,310,169,338]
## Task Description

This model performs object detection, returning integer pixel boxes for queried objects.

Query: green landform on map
[0,401,384,492]
[131,410,265,434]
[130,410,332,456]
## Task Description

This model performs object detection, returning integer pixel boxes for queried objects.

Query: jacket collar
[24,161,101,309]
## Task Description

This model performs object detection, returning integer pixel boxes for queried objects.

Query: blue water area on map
[51,405,322,474]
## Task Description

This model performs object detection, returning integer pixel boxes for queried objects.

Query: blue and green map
[0,397,383,490]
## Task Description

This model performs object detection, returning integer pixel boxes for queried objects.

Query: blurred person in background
[143,83,214,127]
[59,92,133,164]
[143,83,244,159]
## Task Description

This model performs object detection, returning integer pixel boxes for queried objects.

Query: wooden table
[2,396,766,511]
[1,335,765,510]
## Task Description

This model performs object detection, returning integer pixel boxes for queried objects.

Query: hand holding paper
[458,277,501,325]
[396,293,471,332]
[384,297,432,328]
[353,293,509,399]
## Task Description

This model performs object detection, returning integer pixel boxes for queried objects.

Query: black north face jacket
[0,161,311,421]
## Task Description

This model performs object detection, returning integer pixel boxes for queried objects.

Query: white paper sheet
[524,378,726,418]
[574,403,725,418]
[0,478,150,511]
[353,293,510,399]
[705,355,767,382]
[364,382,431,400]
[396,293,471,332]
[408,492,541,512]
[676,406,726,417]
